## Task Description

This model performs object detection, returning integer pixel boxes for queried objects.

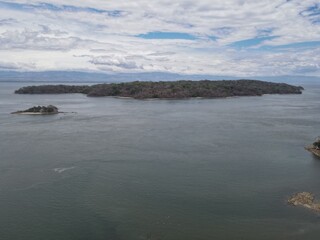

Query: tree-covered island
[15,80,303,99]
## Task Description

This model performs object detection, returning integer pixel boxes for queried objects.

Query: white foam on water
[53,167,75,173]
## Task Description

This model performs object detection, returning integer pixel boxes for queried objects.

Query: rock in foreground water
[305,145,320,158]
[288,192,320,212]
[305,138,320,158]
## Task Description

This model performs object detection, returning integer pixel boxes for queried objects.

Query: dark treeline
[15,80,303,99]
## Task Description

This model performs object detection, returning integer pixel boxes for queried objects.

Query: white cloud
[0,0,319,76]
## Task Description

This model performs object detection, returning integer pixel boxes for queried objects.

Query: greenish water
[1,82,320,240]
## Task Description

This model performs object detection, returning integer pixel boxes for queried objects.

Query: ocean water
[1,82,320,240]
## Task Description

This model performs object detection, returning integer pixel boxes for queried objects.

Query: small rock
[12,105,59,115]
[288,192,320,212]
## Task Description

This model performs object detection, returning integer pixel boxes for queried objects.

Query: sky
[0,0,319,77]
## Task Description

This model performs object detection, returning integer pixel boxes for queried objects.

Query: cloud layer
[0,0,319,76]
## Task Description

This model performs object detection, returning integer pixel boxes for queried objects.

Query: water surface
[1,82,320,240]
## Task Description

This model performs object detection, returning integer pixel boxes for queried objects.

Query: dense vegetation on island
[15,80,303,99]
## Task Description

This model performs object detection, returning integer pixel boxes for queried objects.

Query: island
[12,105,59,115]
[305,137,320,158]
[14,80,303,99]
[288,192,320,212]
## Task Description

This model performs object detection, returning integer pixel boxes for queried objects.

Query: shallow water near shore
[1,81,320,240]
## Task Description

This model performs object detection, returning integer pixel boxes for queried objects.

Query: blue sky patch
[0,1,25,11]
[300,4,320,24]
[301,4,320,16]
[136,32,197,40]
[258,41,320,50]
[206,36,218,41]
[230,36,278,48]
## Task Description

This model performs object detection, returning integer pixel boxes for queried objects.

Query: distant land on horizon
[0,71,320,84]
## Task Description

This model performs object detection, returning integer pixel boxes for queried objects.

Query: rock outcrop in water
[12,105,59,115]
[14,80,304,99]
[305,137,320,158]
[288,192,320,212]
